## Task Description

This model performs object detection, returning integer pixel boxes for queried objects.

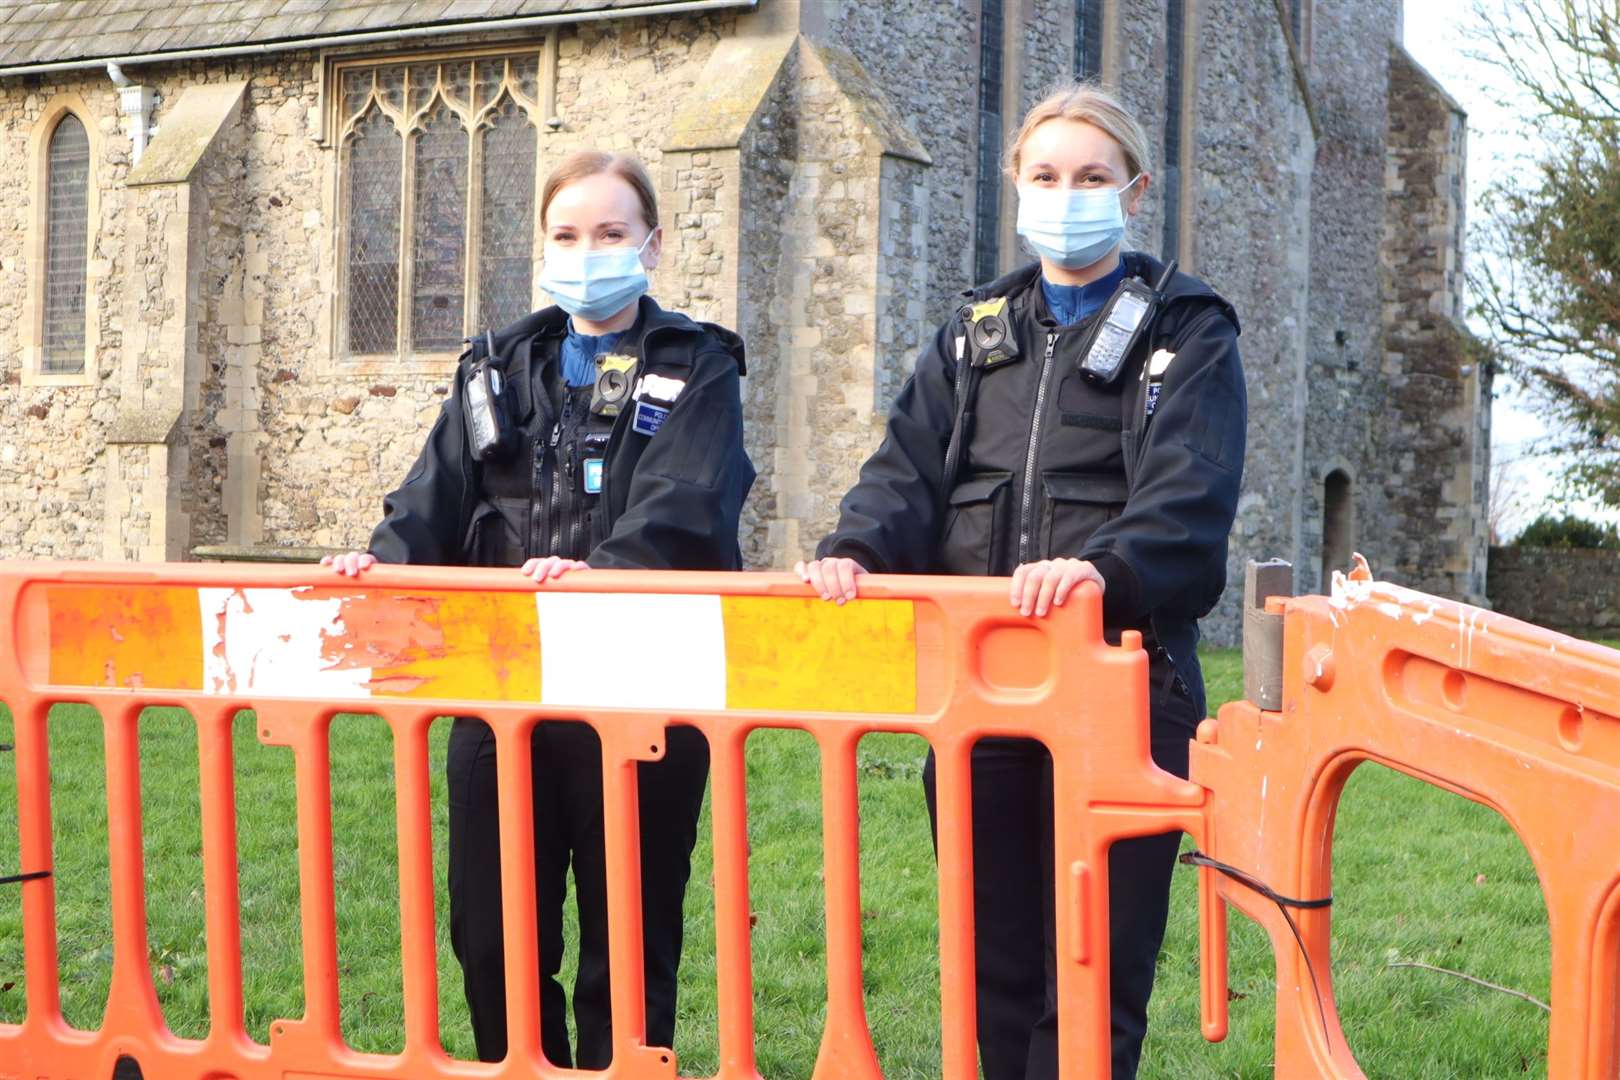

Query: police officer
[323,150,754,1069]
[798,85,1245,1079]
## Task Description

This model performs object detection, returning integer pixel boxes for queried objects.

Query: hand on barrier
[1009,557,1104,617]
[521,555,590,583]
[794,556,868,604]
[320,551,377,577]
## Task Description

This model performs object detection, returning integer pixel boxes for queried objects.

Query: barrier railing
[0,562,1202,1080]
[1192,561,1620,1078]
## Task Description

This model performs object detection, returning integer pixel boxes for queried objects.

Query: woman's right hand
[320,551,376,577]
[794,557,868,604]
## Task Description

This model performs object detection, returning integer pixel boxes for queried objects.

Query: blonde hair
[1004,82,1153,184]
[540,150,660,231]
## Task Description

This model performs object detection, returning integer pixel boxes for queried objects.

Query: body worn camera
[966,297,1021,368]
[463,330,519,461]
[1077,260,1178,386]
[592,353,639,417]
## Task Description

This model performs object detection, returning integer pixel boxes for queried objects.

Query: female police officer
[323,150,754,1069]
[798,84,1245,1079]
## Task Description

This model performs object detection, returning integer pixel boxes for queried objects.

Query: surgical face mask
[1016,177,1139,269]
[538,231,654,322]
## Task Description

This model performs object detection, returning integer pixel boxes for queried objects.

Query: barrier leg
[933,736,978,1080]
[392,709,441,1062]
[709,725,762,1080]
[811,727,883,1080]
[196,703,246,1051]
[16,697,62,1031]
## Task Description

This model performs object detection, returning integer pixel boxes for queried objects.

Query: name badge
[632,399,669,436]
[582,457,604,494]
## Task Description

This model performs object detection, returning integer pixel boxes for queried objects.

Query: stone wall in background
[1378,45,1490,605]
[1299,0,1398,594]
[1180,0,1315,642]
[0,76,126,560]
[1488,547,1620,638]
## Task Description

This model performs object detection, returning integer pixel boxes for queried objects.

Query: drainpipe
[106,61,156,164]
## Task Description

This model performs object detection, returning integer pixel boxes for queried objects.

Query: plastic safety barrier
[0,562,1201,1080]
[1192,561,1620,1078]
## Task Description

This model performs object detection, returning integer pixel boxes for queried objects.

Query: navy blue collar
[1039,258,1127,327]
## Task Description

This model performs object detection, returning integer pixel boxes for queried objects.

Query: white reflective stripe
[954,335,966,362]
[199,587,375,698]
[535,592,726,709]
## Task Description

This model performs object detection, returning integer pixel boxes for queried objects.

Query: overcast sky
[1399,1,1617,535]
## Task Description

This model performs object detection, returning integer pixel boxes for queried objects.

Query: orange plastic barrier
[0,562,1201,1080]
[1191,561,1620,1078]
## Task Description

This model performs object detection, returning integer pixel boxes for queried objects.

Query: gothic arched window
[44,113,90,374]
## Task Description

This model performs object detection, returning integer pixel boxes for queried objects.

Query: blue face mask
[1015,177,1140,269]
[539,231,655,322]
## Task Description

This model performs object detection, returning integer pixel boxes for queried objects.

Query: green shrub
[1514,512,1620,550]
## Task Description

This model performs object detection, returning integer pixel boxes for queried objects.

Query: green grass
[0,647,1559,1077]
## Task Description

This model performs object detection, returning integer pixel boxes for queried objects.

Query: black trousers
[446,718,710,1068]
[923,672,1197,1080]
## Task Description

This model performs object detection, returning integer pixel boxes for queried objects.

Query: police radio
[1078,260,1177,385]
[462,329,519,461]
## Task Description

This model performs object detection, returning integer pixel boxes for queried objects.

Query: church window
[44,113,90,374]
[1074,0,1104,81]
[1322,469,1355,587]
[336,51,542,358]
[1162,0,1187,261]
[975,0,1005,286]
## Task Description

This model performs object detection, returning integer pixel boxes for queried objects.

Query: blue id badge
[632,399,669,436]
[582,457,604,494]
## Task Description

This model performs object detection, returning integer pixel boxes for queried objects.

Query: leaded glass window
[411,104,468,352]
[480,96,538,334]
[1162,0,1186,261]
[345,107,402,355]
[44,114,89,374]
[336,51,543,357]
[975,0,1005,286]
[1075,0,1104,81]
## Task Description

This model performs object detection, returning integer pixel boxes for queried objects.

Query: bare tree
[1469,0,1620,508]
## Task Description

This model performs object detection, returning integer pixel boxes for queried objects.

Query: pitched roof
[0,0,751,72]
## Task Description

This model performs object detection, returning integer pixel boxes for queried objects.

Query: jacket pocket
[937,471,1013,575]
[462,497,527,567]
[1041,472,1128,559]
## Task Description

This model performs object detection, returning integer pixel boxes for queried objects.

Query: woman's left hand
[1009,558,1105,617]
[521,556,590,583]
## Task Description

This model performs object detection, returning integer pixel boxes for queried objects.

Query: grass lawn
[0,644,1579,1077]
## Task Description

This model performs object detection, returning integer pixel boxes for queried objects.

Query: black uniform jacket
[368,296,755,572]
[816,254,1246,724]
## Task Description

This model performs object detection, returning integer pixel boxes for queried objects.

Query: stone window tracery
[335,51,542,359]
[44,113,90,375]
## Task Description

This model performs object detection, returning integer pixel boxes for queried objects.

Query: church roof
[0,0,751,72]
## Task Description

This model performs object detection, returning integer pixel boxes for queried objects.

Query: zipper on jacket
[548,395,569,555]
[529,439,546,558]
[1018,332,1058,564]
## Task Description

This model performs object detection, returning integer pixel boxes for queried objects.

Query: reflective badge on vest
[632,399,669,436]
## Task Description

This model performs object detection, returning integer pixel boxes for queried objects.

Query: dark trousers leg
[568,724,711,1070]
[1023,735,1189,1080]
[445,718,571,1066]
[924,733,1191,1080]
[924,737,1051,1080]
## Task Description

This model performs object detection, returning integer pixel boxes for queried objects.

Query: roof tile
[0,0,737,68]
